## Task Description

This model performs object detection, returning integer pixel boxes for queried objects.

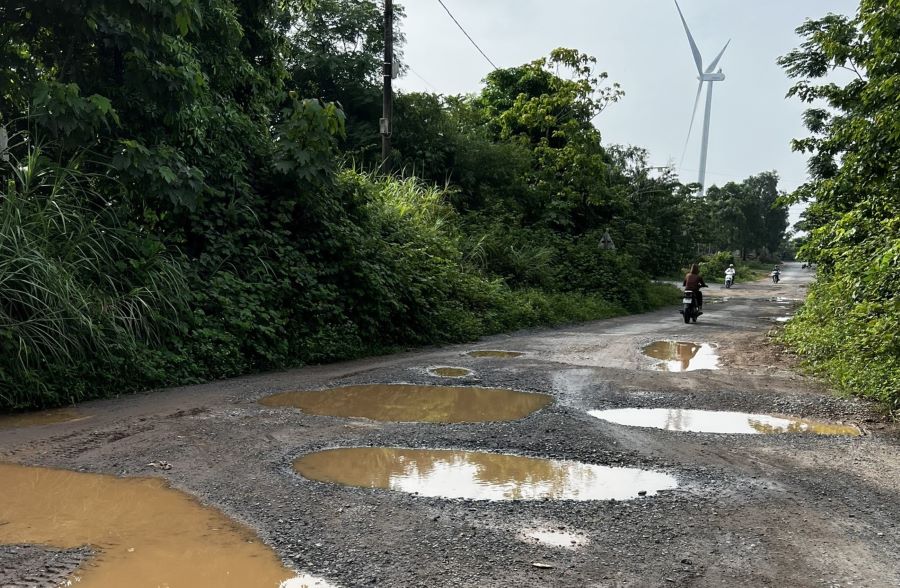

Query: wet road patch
[0,463,328,588]
[642,341,719,372]
[260,384,551,423]
[467,350,524,358]
[589,408,861,436]
[293,448,678,501]
[0,409,91,430]
[427,367,472,378]
[519,528,589,549]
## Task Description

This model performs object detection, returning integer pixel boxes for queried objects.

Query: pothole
[518,528,589,550]
[467,350,524,358]
[642,341,719,372]
[427,367,472,378]
[260,384,551,423]
[589,408,861,436]
[0,463,333,588]
[293,448,678,501]
[0,408,91,430]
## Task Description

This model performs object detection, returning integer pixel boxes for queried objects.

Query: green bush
[0,145,187,409]
[782,237,900,413]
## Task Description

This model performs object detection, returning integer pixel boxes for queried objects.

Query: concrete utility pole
[380,0,393,169]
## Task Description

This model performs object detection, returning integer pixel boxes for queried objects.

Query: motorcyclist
[725,264,736,283]
[683,263,708,315]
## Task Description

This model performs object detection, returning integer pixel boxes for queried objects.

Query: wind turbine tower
[674,0,730,193]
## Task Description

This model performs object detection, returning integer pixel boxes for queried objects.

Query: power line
[435,0,498,70]
[408,65,440,93]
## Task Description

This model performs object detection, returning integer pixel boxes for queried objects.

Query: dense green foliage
[778,1,899,412]
[0,1,790,410]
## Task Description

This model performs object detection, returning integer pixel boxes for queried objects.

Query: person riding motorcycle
[683,263,708,315]
[725,264,736,284]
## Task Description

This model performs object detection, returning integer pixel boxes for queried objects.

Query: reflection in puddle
[428,367,472,378]
[642,341,719,372]
[0,463,330,588]
[775,316,793,323]
[293,448,678,501]
[467,350,524,358]
[260,384,550,423]
[589,408,861,436]
[0,409,91,430]
[519,528,589,549]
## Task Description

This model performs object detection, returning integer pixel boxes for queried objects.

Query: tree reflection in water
[294,448,678,501]
[590,408,860,436]
[642,341,719,372]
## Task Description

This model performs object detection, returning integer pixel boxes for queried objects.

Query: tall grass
[0,139,186,409]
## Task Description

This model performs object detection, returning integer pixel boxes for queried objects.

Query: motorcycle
[725,273,734,289]
[680,289,702,323]
[771,270,780,284]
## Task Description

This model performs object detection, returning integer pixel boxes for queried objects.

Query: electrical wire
[435,0,499,70]
[408,66,440,93]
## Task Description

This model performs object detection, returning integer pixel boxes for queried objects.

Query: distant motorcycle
[725,273,734,289]
[771,270,780,284]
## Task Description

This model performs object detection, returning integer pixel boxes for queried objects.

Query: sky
[393,0,859,227]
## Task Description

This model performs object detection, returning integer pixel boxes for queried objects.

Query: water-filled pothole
[293,448,678,501]
[428,367,472,378]
[589,408,861,436]
[642,341,719,372]
[260,384,551,422]
[0,408,91,430]
[0,463,331,587]
[775,316,793,323]
[467,350,524,358]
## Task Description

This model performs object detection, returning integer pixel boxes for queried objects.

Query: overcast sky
[394,0,859,226]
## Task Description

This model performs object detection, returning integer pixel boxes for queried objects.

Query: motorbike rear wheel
[683,305,691,323]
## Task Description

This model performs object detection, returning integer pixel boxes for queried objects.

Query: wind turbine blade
[705,39,731,73]
[680,80,704,167]
[674,0,703,74]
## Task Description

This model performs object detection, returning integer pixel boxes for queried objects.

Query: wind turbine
[674,0,730,193]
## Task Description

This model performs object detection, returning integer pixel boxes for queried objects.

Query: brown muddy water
[467,350,524,358]
[0,463,332,588]
[589,408,861,436]
[428,367,472,378]
[0,408,91,430]
[642,341,719,372]
[293,448,678,501]
[260,384,551,423]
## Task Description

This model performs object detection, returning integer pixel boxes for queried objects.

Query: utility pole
[380,0,393,170]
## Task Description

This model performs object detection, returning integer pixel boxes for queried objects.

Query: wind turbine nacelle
[700,72,726,82]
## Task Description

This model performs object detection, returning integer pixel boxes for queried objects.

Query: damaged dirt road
[1,262,898,587]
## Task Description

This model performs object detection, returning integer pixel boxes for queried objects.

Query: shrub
[0,143,186,409]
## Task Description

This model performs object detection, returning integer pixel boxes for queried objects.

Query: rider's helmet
[729,264,734,268]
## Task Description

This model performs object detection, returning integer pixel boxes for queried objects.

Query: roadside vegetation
[777,1,900,414]
[0,1,789,410]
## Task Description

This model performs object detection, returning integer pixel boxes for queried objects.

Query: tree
[286,0,405,159]
[777,1,900,409]
[476,48,625,231]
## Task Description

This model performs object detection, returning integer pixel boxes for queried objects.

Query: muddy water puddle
[428,367,472,378]
[589,408,861,436]
[642,341,719,372]
[0,463,332,587]
[467,350,523,358]
[261,384,550,423]
[0,408,91,430]
[293,448,678,501]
